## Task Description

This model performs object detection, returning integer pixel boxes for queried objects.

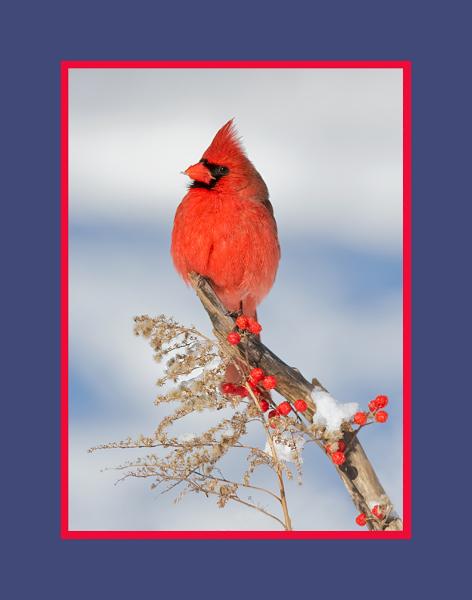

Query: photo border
[60,60,412,540]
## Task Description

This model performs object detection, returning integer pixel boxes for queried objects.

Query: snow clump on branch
[311,389,358,433]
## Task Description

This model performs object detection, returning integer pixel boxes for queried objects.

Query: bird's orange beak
[184,162,214,185]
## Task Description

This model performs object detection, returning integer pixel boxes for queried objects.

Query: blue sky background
[68,68,403,531]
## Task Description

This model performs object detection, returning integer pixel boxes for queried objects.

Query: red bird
[171,120,280,378]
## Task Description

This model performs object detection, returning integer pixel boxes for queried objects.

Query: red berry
[355,513,367,527]
[227,331,241,345]
[261,375,277,390]
[337,440,346,452]
[368,399,379,412]
[269,420,278,429]
[234,385,249,398]
[294,399,308,412]
[249,367,264,383]
[247,318,262,335]
[258,399,270,412]
[375,410,388,423]
[372,505,384,519]
[375,394,388,408]
[235,315,249,330]
[331,451,346,465]
[221,383,236,394]
[268,409,278,419]
[277,401,292,416]
[353,411,367,425]
[247,379,259,391]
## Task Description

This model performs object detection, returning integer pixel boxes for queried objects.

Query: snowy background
[69,68,403,531]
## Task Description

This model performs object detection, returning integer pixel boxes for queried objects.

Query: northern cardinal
[171,120,280,381]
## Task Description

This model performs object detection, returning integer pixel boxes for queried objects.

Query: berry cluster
[325,440,347,465]
[355,504,386,527]
[352,395,389,428]
[221,365,310,427]
[248,367,277,393]
[226,315,263,346]
[249,368,310,427]
[267,400,292,428]
[266,400,308,429]
[221,367,277,408]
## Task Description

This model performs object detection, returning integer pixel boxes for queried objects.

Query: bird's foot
[225,309,242,319]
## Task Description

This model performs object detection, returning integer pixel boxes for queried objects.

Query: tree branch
[189,272,403,532]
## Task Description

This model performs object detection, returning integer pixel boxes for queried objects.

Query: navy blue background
[3,0,468,597]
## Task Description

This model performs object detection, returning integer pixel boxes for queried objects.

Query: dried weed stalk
[90,314,325,530]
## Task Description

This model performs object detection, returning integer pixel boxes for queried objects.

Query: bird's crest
[202,119,247,166]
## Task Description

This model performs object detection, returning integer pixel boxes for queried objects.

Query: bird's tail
[224,362,243,385]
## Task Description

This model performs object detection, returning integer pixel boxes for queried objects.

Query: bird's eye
[218,166,229,175]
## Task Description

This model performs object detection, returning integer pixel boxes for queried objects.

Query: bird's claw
[225,309,242,319]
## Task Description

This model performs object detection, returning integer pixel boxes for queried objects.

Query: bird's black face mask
[190,158,230,189]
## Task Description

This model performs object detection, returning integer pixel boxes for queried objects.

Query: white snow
[311,389,358,433]
[178,374,203,388]
[177,433,197,443]
[264,435,305,463]
[219,428,235,439]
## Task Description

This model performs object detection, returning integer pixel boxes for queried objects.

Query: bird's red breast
[171,120,280,317]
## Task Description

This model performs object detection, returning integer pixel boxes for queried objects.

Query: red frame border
[60,60,412,540]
